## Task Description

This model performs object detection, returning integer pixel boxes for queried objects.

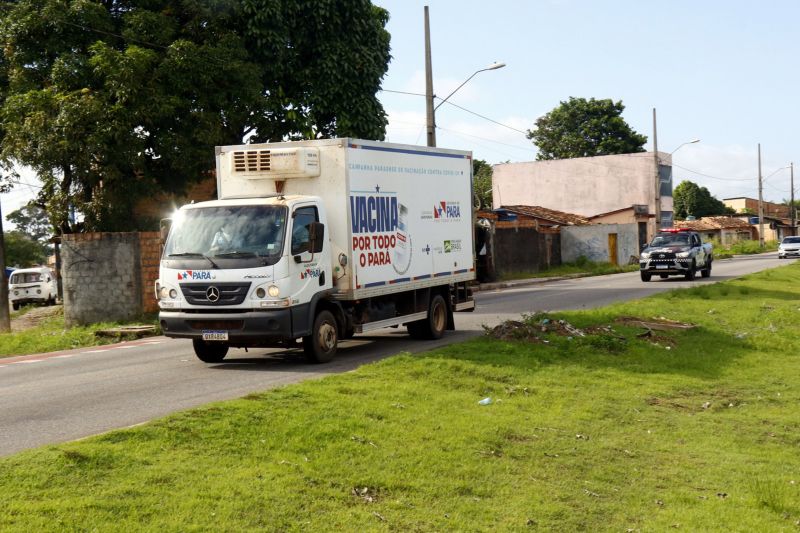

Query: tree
[3,231,48,267]
[473,159,493,210]
[527,97,647,160]
[0,0,390,233]
[673,180,734,219]
[6,204,52,243]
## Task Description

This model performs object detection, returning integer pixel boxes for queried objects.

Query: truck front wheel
[192,339,229,363]
[304,310,338,363]
[408,294,447,340]
[640,271,651,282]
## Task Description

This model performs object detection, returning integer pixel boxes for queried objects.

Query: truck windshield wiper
[213,251,258,258]
[167,252,220,268]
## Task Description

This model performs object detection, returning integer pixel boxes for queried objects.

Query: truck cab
[157,196,336,361]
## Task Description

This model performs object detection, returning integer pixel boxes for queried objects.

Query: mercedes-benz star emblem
[206,286,220,302]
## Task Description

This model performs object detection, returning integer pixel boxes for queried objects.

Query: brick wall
[61,232,161,326]
[138,232,161,314]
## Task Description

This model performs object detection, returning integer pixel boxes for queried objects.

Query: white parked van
[8,267,58,310]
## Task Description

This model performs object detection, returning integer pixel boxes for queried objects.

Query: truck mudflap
[159,309,294,344]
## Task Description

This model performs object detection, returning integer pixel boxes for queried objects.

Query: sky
[3,0,800,226]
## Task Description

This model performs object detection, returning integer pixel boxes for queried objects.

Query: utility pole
[424,6,436,147]
[791,162,795,235]
[0,200,10,332]
[757,144,765,247]
[652,108,660,234]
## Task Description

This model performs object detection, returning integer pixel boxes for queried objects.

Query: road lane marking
[13,360,42,364]
[52,354,75,359]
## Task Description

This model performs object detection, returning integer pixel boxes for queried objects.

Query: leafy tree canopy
[3,230,48,267]
[6,203,52,243]
[0,0,391,233]
[473,159,493,210]
[673,180,734,220]
[527,97,647,160]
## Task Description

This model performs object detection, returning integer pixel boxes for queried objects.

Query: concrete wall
[492,152,673,233]
[61,232,160,326]
[561,224,639,265]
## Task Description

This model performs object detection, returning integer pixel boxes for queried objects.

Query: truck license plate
[656,265,668,269]
[202,330,228,341]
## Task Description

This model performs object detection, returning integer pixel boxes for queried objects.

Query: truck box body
[215,138,475,298]
[158,139,475,363]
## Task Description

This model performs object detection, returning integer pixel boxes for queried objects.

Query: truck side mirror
[309,222,325,254]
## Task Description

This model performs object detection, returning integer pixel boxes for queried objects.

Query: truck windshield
[650,233,691,247]
[164,205,287,266]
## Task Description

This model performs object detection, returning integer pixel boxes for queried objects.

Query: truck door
[289,205,329,308]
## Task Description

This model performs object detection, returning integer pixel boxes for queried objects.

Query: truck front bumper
[159,309,294,345]
[639,257,694,274]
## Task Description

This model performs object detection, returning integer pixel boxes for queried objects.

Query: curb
[473,275,576,292]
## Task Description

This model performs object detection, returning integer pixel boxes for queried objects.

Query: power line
[671,163,754,182]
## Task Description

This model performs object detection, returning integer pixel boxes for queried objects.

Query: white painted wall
[561,224,640,265]
[493,152,672,220]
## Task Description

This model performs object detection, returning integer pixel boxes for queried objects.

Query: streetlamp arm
[433,62,506,112]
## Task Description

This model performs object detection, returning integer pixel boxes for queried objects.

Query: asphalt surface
[1,252,794,456]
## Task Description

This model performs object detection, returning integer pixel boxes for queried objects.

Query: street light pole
[652,108,660,233]
[758,143,765,247]
[791,162,796,235]
[424,6,436,147]
[423,7,504,147]
[0,201,10,332]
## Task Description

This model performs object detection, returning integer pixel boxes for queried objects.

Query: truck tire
[304,310,338,363]
[192,339,229,363]
[685,260,696,281]
[407,294,447,340]
[12,302,19,311]
[640,271,651,282]
[701,260,712,278]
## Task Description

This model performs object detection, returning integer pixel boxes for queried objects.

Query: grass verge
[711,239,779,260]
[2,264,800,530]
[0,307,159,357]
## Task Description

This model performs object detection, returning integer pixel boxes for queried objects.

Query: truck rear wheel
[407,294,447,340]
[304,310,338,363]
[192,339,229,363]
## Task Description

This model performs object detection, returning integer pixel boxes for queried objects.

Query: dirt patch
[485,314,683,350]
[10,305,63,333]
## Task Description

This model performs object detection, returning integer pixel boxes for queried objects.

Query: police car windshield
[650,233,690,247]
[164,205,287,264]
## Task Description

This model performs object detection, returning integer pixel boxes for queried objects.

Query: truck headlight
[676,251,691,258]
[159,287,170,299]
[268,285,280,297]
[255,287,266,298]
[640,252,651,259]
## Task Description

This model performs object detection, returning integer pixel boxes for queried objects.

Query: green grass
[711,238,779,259]
[2,264,800,531]
[0,307,160,357]
[500,257,639,281]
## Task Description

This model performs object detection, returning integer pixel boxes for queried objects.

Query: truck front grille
[180,282,252,306]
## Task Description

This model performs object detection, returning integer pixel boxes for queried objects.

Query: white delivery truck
[157,139,476,363]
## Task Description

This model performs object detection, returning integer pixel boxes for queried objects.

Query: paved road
[1,252,793,456]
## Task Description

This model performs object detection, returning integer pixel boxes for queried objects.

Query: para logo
[433,201,461,220]
[300,268,322,280]
[177,270,215,281]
